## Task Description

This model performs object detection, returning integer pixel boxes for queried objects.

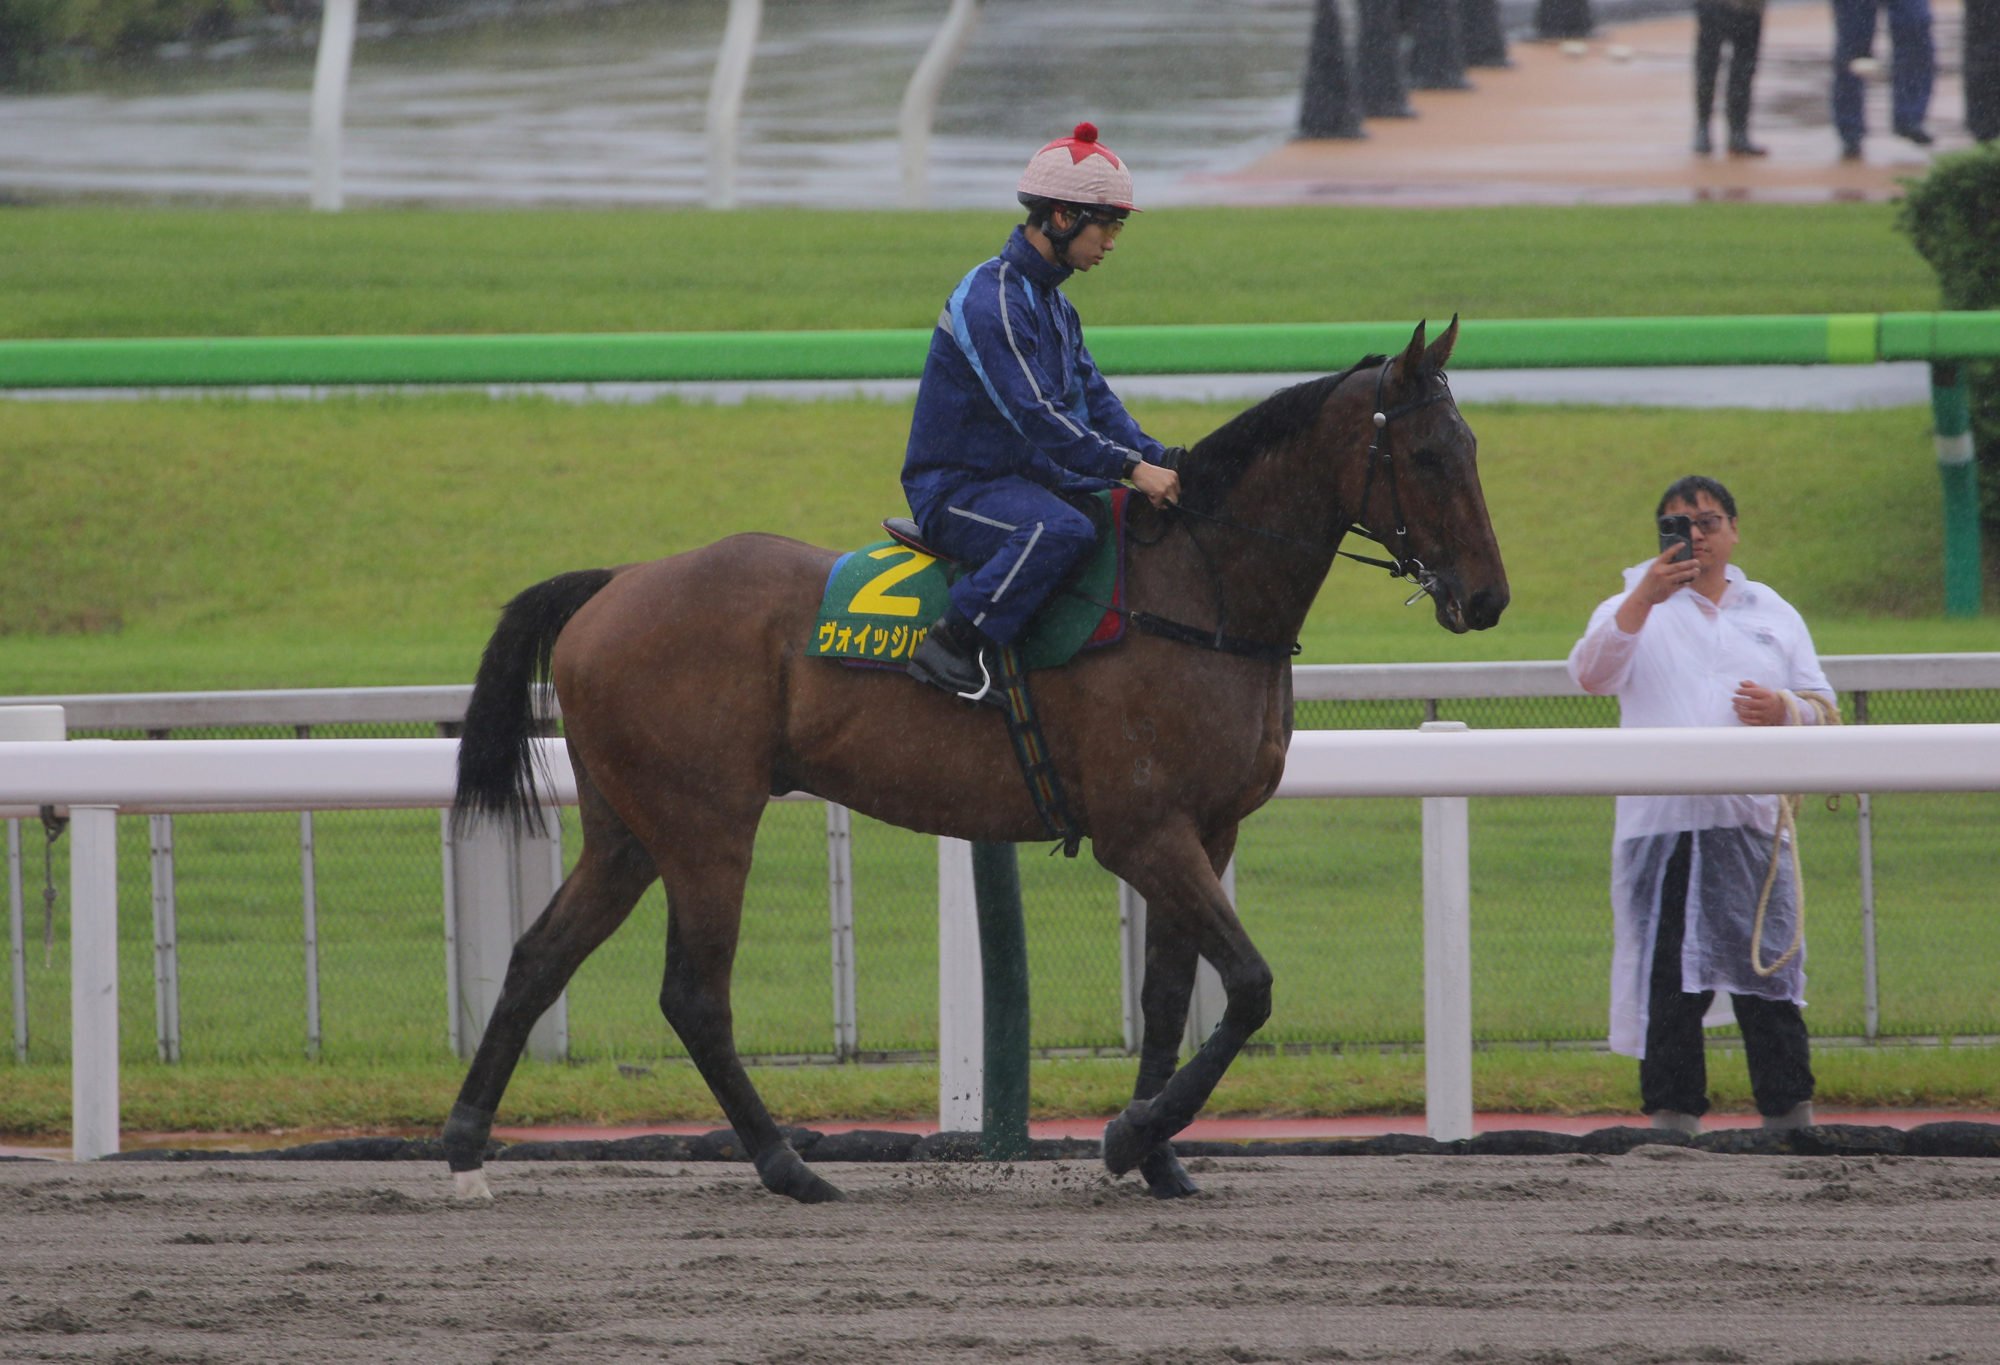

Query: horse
[441,317,1507,1203]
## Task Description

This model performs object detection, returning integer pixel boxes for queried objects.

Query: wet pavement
[0,0,1975,210]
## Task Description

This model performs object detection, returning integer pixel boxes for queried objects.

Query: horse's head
[1346,318,1509,633]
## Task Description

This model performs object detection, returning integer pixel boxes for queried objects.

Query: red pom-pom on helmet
[1072,122,1098,143]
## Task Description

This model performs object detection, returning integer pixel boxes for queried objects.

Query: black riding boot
[907,612,1002,706]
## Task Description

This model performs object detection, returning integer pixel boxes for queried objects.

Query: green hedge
[1898,143,2000,550]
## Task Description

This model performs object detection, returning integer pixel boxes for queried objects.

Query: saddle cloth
[811,488,1128,671]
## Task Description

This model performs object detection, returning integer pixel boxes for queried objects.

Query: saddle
[809,489,1129,673]
[808,490,1132,858]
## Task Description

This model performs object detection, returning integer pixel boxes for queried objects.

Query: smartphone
[1658,513,1693,563]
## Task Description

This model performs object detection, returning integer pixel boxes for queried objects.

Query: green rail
[0,310,1987,618]
[4,312,2000,389]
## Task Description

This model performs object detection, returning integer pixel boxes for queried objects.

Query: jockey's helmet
[1015,122,1137,217]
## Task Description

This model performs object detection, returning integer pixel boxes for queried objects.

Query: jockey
[902,122,1184,704]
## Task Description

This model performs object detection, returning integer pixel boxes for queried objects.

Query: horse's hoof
[755,1145,846,1204]
[1139,1146,1200,1199]
[1101,1103,1153,1178]
[453,1169,494,1202]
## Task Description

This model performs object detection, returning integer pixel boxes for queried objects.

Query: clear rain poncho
[1567,563,1836,1057]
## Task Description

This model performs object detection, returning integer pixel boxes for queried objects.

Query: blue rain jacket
[901,227,1165,528]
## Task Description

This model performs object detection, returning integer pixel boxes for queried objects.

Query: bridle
[1118,359,1458,658]
[1340,360,1456,607]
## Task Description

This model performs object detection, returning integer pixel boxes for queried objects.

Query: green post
[1930,362,1985,617]
[970,841,1030,1161]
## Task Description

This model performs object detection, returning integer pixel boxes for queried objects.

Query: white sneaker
[1649,1109,1701,1135]
[1762,1101,1815,1131]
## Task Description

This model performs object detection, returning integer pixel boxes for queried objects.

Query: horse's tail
[452,568,618,834]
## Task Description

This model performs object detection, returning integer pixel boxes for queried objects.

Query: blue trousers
[918,478,1097,647]
[1832,0,1935,145]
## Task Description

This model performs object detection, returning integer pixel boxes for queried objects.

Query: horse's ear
[1423,313,1461,372]
[1395,319,1429,383]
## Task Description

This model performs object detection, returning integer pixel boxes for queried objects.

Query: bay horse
[442,318,1507,1203]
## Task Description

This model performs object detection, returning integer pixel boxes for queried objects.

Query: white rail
[4,723,1997,1158]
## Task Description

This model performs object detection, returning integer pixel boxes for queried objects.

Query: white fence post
[3,706,65,1065]
[937,836,981,1129]
[898,0,981,207]
[70,805,120,1161]
[443,812,566,1063]
[1420,721,1473,1142]
[308,0,358,211]
[705,0,763,209]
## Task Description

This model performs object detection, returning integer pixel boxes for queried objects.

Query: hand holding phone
[1658,513,1693,563]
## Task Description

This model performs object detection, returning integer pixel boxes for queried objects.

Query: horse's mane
[1178,354,1387,516]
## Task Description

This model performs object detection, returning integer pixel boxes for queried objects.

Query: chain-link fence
[5,668,1996,1069]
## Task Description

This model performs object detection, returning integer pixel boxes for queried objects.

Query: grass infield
[1,203,1993,1134]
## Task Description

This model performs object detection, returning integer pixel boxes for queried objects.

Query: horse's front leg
[1121,826,1242,1198]
[1127,911,1202,1198]
[1101,829,1272,1185]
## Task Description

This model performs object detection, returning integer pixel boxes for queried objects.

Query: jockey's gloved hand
[1155,446,1187,472]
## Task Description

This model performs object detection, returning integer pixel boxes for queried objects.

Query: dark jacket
[901,227,1164,525]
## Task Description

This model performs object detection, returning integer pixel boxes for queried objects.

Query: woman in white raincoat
[1567,475,1836,1134]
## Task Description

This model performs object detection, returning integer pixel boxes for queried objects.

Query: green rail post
[1930,362,1984,617]
[969,840,1030,1161]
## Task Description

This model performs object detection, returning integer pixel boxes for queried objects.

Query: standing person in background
[1693,0,1769,156]
[1831,0,1936,159]
[1567,476,1837,1135]
[1967,0,2000,142]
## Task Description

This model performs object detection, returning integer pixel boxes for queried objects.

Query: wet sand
[3,1152,1997,1363]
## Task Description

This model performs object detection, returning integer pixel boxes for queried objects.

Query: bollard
[1356,0,1416,117]
[1296,0,1366,139]
[1407,0,1472,90]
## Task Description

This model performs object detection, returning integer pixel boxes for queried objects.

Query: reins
[1084,359,1454,659]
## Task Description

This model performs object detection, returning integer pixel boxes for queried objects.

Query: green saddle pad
[812,494,1125,672]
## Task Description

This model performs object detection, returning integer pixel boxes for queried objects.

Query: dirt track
[4,1152,1998,1363]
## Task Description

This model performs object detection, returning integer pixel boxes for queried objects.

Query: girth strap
[990,644,1085,858]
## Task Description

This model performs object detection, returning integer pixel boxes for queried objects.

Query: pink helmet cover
[1016,122,1138,211]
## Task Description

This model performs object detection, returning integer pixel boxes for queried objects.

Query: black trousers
[1694,1,1765,133]
[1641,832,1815,1118]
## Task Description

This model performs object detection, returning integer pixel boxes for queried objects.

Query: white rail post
[705,0,763,210]
[1420,721,1474,1142]
[937,835,981,1129]
[3,706,65,1065]
[308,0,359,211]
[70,805,120,1161]
[898,0,982,207]
[444,811,566,1063]
[1117,879,1144,1051]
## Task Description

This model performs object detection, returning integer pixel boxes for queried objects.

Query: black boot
[1693,122,1714,155]
[907,613,1002,706]
[1727,128,1767,156]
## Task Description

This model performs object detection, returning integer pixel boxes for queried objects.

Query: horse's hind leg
[1100,826,1272,1184]
[655,824,845,1205]
[443,777,657,1199]
[1124,827,1240,1199]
